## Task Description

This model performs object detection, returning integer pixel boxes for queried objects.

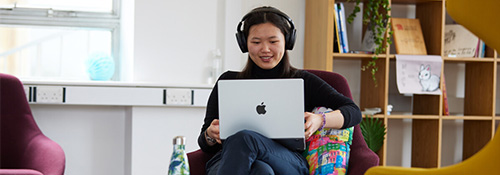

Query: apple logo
[256,102,266,115]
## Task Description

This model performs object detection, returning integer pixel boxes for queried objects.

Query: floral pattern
[168,145,190,175]
[303,107,354,175]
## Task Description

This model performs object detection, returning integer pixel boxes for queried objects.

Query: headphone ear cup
[236,31,248,53]
[285,28,297,50]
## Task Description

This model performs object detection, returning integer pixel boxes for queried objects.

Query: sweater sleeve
[302,72,362,129]
[197,71,237,153]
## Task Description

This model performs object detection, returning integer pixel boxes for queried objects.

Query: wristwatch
[205,130,217,144]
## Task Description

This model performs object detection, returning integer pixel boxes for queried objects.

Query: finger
[304,129,312,139]
[304,120,312,129]
[212,119,219,125]
[304,112,313,118]
[215,133,222,144]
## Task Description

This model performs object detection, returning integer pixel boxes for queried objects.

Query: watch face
[207,137,216,143]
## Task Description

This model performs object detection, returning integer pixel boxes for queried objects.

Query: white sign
[396,55,442,95]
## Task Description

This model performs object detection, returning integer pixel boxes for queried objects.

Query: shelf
[364,114,494,120]
[362,114,385,118]
[387,56,495,62]
[391,0,443,4]
[337,0,441,4]
[387,115,439,119]
[332,53,376,59]
[443,57,495,62]
[442,116,494,120]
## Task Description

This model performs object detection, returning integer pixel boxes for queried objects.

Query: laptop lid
[218,79,305,151]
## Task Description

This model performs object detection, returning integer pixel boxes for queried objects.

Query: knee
[227,130,259,141]
[224,130,263,146]
[250,160,274,175]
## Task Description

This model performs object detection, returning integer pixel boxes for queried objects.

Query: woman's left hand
[304,112,324,139]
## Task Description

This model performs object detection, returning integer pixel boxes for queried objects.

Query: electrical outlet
[166,88,192,105]
[36,86,64,103]
[24,85,31,102]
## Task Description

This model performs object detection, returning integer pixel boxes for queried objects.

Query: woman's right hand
[206,119,222,145]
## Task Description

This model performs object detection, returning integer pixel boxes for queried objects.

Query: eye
[251,41,260,44]
[270,40,279,44]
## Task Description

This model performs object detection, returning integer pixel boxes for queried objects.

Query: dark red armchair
[0,73,66,175]
[187,70,379,175]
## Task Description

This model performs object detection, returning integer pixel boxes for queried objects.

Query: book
[443,24,479,57]
[391,18,427,55]
[441,74,449,116]
[476,40,486,58]
[337,3,349,53]
[333,26,340,53]
[333,4,342,53]
[473,39,480,57]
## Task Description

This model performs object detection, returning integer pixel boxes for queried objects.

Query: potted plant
[347,0,392,86]
[360,115,386,153]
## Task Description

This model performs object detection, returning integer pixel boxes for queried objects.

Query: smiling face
[247,22,286,70]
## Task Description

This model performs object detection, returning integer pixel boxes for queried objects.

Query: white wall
[130,107,206,175]
[133,0,305,85]
[32,105,128,175]
[134,0,218,84]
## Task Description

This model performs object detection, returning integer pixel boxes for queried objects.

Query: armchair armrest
[187,150,215,175]
[0,169,43,175]
[23,135,66,175]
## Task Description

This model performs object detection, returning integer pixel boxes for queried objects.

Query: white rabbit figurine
[418,64,440,92]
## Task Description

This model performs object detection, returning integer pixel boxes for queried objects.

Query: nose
[261,43,271,52]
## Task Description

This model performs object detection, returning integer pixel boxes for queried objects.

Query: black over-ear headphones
[235,7,297,53]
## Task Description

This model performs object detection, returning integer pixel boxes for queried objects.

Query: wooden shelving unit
[304,0,498,168]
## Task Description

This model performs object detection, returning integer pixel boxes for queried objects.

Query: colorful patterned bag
[303,107,354,175]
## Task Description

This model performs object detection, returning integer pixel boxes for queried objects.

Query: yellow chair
[365,127,500,174]
[366,2,500,174]
[446,0,500,51]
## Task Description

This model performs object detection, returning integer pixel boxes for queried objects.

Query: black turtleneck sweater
[198,63,362,153]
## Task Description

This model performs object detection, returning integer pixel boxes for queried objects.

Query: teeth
[261,56,272,59]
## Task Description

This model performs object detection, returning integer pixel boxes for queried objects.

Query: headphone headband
[235,7,297,53]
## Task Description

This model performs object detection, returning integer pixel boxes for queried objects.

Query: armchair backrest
[305,70,379,175]
[305,70,353,99]
[0,73,65,175]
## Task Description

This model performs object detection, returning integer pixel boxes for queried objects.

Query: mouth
[260,56,273,62]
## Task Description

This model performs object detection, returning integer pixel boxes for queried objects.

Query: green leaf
[347,0,391,87]
[360,115,386,153]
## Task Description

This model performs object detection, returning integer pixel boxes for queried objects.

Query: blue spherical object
[87,53,115,81]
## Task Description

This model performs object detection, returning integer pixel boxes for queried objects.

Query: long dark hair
[238,7,299,78]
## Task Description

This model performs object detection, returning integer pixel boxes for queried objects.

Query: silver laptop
[218,79,305,151]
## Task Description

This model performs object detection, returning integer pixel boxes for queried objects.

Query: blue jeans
[206,130,309,175]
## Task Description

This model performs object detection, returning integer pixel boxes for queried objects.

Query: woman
[197,6,362,175]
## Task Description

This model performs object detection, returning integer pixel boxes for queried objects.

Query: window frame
[0,0,122,80]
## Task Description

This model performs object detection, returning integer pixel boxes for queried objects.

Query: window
[0,0,121,81]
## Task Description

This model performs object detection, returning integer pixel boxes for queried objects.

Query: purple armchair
[0,73,66,175]
[187,70,379,175]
